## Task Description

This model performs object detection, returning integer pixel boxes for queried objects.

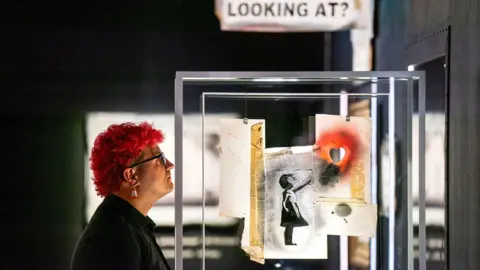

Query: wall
[2,114,85,270]
[448,0,480,269]
[1,1,325,114]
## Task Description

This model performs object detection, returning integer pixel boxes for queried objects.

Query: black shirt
[71,195,171,270]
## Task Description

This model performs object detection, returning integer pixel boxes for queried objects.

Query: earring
[131,181,140,198]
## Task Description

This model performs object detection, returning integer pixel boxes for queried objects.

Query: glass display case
[173,71,426,270]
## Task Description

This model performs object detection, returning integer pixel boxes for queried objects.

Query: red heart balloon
[313,126,361,174]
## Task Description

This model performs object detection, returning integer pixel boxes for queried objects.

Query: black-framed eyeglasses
[128,152,166,168]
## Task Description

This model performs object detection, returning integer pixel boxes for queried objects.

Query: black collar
[103,194,156,231]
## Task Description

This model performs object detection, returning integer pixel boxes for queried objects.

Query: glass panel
[377,78,417,270]
[414,58,447,270]
[174,72,425,270]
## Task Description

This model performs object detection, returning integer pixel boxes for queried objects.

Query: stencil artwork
[313,114,371,200]
[264,147,328,259]
[279,173,310,245]
[264,114,376,259]
[311,114,377,238]
[219,114,377,262]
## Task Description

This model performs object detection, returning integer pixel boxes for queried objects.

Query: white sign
[216,0,370,32]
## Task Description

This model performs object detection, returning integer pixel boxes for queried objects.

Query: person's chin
[166,179,174,191]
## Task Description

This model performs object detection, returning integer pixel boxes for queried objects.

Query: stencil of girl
[279,174,311,246]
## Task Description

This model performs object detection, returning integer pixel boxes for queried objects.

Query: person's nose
[165,158,174,170]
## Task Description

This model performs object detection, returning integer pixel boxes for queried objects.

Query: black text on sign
[227,1,352,18]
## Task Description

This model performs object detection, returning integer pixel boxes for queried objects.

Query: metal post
[418,74,427,270]
[388,77,396,270]
[339,90,349,270]
[174,77,184,270]
[407,78,414,270]
[201,93,206,270]
[370,78,378,270]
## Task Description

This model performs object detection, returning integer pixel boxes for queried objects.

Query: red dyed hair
[90,122,165,197]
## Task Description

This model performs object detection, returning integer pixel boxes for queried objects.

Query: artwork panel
[218,119,251,218]
[264,147,328,259]
[250,255,265,264]
[350,116,372,202]
[218,118,265,218]
[264,150,316,171]
[241,216,250,247]
[312,114,377,237]
[348,99,372,268]
[241,244,264,264]
[249,122,265,261]
[313,199,377,237]
[314,114,372,202]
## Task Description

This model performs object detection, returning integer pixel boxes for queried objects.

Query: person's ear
[123,168,137,184]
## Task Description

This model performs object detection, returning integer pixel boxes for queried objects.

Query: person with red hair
[71,122,174,270]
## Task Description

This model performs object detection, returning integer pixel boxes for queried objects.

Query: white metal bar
[339,90,349,270]
[418,74,427,270]
[388,77,396,270]
[370,78,378,270]
[407,79,414,270]
[176,71,425,80]
[202,92,389,97]
[174,77,184,270]
[201,93,206,270]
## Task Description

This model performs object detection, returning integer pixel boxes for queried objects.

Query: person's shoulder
[83,213,138,244]
[71,217,141,270]
[75,209,140,252]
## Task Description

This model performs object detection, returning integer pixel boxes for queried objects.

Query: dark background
[2,0,479,269]
[376,0,479,270]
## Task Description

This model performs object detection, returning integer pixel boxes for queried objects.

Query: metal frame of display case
[174,71,426,270]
